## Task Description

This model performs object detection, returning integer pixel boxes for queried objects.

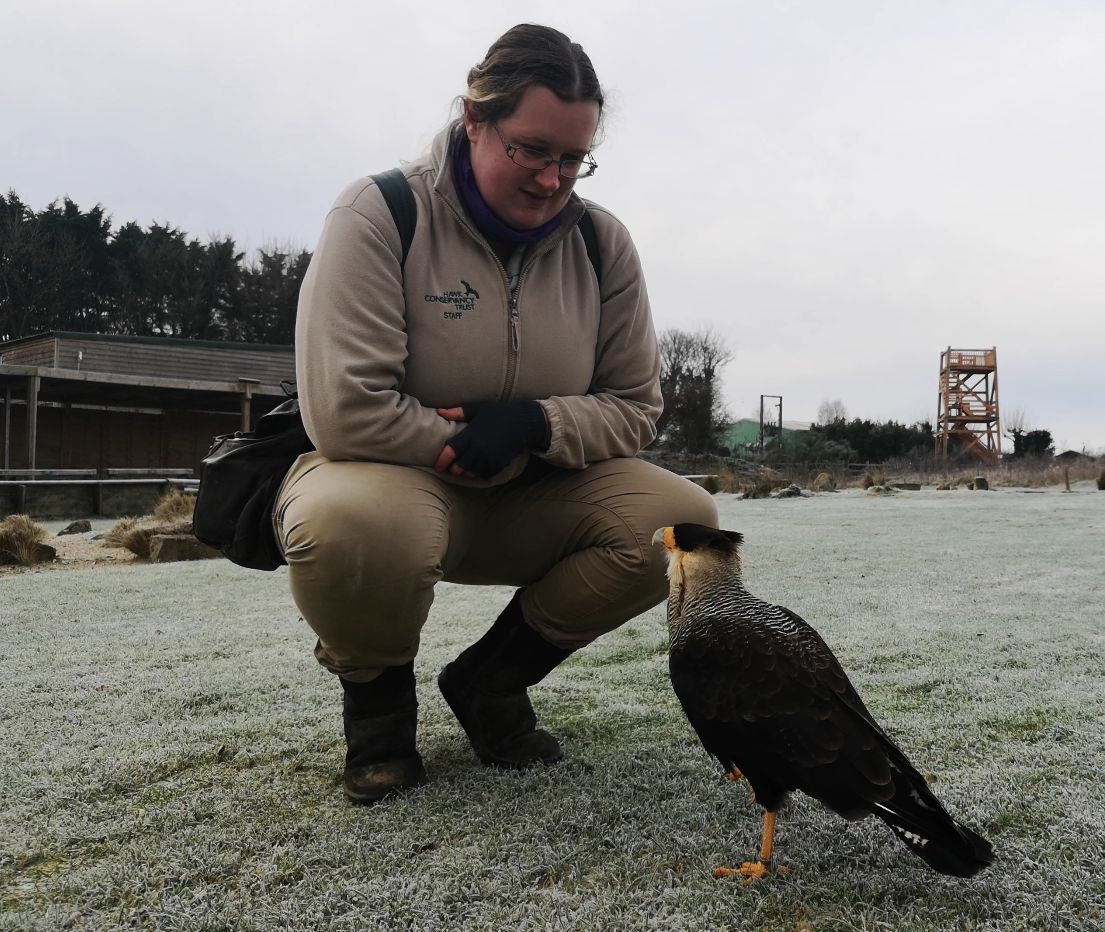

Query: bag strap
[578,209,602,291]
[371,166,601,291]
[371,168,417,267]
[277,170,413,406]
[373,165,599,288]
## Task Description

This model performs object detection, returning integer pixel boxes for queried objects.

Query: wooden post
[26,375,39,471]
[759,394,782,456]
[238,377,260,432]
[759,395,764,454]
[2,386,10,469]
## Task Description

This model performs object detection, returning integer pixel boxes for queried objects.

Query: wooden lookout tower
[935,347,1001,463]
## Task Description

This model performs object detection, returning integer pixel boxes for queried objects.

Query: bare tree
[816,398,847,425]
[1003,407,1027,456]
[1003,407,1027,436]
[657,327,732,452]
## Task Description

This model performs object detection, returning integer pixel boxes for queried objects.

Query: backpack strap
[578,209,603,291]
[371,166,599,289]
[371,168,417,268]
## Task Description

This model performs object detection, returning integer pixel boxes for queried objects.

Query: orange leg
[714,810,787,881]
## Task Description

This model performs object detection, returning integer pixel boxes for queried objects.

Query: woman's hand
[434,407,470,477]
[434,400,549,479]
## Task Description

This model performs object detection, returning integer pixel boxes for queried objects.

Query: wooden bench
[0,468,98,479]
[103,468,195,479]
[0,478,175,518]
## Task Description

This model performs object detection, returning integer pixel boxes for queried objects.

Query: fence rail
[0,468,98,479]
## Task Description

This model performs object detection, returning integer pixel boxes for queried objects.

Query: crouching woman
[275,23,718,802]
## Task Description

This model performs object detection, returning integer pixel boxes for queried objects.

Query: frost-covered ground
[2,487,1103,931]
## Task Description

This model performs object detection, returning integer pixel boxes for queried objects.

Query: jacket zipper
[503,266,526,398]
[434,189,563,399]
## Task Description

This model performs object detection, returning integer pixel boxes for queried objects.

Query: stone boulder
[149,534,221,563]
[151,520,194,536]
[114,520,199,558]
[58,519,93,536]
[0,542,57,566]
[773,484,808,499]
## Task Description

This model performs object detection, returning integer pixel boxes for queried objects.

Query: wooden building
[0,331,295,478]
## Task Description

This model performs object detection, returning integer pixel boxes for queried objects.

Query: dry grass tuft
[152,488,195,523]
[102,516,153,557]
[714,461,768,494]
[860,471,887,489]
[103,516,140,548]
[0,514,49,566]
[733,469,789,499]
[118,526,154,559]
[811,472,836,492]
[103,513,195,558]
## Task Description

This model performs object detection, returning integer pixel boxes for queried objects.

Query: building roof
[1055,449,1095,463]
[0,331,294,414]
[717,418,810,449]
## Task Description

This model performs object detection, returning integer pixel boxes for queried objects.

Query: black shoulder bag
[193,169,418,570]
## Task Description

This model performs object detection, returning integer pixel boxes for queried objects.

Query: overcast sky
[5,0,1103,452]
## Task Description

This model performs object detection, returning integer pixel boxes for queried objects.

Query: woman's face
[463,84,599,231]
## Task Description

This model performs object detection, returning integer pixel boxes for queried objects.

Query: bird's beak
[652,527,676,551]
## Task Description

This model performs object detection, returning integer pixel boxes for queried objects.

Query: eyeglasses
[492,124,598,180]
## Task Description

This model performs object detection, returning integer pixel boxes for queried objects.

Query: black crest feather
[672,523,743,554]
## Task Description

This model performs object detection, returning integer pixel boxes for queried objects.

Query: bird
[652,523,994,880]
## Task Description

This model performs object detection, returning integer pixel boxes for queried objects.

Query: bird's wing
[669,599,902,815]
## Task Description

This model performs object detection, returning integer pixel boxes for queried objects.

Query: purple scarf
[452,132,563,244]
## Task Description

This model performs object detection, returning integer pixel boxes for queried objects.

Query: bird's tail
[873,765,994,878]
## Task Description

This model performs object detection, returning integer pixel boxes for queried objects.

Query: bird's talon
[738,860,770,880]
[726,768,743,781]
[712,865,739,879]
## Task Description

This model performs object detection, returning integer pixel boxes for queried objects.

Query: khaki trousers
[274,453,717,681]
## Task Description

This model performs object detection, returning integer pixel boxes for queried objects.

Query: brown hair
[465,24,604,127]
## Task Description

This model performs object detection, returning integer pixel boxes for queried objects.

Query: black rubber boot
[341,661,427,804]
[437,590,575,769]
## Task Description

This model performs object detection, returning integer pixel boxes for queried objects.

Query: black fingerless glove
[447,400,550,479]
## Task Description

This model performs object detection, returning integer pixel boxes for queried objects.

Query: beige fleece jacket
[295,124,662,485]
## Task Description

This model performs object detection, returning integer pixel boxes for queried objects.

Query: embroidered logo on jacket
[425,280,480,319]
